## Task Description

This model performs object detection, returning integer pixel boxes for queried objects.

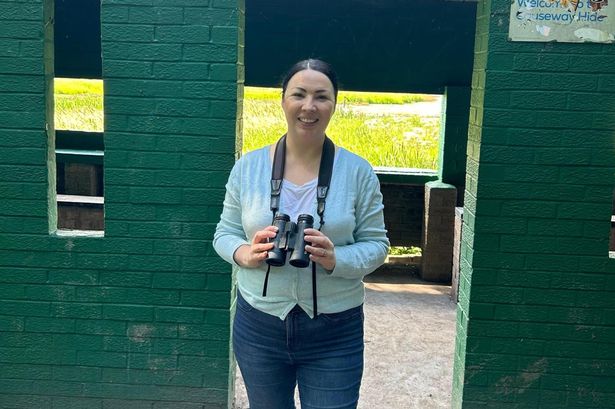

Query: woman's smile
[298,117,318,124]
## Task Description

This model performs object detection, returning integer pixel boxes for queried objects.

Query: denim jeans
[233,291,364,409]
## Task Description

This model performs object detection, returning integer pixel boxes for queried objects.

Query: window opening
[237,85,455,408]
[242,86,442,171]
[54,84,104,232]
[52,0,104,233]
[243,87,444,263]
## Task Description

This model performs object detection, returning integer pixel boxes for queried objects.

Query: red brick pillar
[420,181,457,282]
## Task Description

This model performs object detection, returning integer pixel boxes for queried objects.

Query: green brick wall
[440,85,471,197]
[453,0,615,408]
[0,1,243,407]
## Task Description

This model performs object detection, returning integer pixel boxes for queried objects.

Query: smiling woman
[282,69,336,148]
[214,59,390,409]
[282,69,336,147]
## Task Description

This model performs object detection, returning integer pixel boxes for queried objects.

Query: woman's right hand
[233,226,278,268]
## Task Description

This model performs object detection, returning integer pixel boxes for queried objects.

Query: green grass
[54,78,104,133]
[55,78,103,95]
[245,87,429,105]
[243,87,440,169]
[54,80,441,169]
[388,246,422,256]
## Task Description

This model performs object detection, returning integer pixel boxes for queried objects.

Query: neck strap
[267,134,335,318]
[270,135,335,227]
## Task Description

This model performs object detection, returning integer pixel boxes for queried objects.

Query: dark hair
[281,59,339,101]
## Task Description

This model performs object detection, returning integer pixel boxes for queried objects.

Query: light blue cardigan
[213,145,389,319]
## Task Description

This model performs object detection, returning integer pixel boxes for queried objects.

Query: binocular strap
[261,262,319,318]
[262,265,271,297]
[311,261,318,318]
[262,135,334,319]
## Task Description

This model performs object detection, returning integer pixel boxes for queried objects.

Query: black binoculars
[266,213,314,268]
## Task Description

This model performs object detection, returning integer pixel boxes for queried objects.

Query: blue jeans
[233,291,364,409]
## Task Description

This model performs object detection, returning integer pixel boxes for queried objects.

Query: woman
[213,59,389,409]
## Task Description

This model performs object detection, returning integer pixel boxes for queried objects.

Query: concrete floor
[232,271,457,409]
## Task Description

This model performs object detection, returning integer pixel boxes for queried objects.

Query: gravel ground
[339,99,443,118]
[231,272,457,409]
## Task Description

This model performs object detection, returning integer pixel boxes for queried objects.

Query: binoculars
[266,213,314,268]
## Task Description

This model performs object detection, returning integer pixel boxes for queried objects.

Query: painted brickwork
[380,183,424,247]
[440,85,471,199]
[421,181,457,282]
[0,1,243,407]
[453,0,615,408]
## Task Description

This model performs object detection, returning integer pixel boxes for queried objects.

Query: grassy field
[54,78,104,132]
[243,87,440,169]
[54,79,440,169]
[246,86,427,104]
[55,79,433,254]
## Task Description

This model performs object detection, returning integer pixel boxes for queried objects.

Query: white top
[280,177,317,222]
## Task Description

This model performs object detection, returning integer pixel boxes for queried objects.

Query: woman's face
[282,69,336,142]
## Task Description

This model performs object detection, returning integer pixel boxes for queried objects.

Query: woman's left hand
[304,228,336,271]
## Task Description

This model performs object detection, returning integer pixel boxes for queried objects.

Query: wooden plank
[56,149,103,156]
[57,194,104,205]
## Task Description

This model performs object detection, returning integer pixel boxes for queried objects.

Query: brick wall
[453,0,615,407]
[421,182,457,282]
[380,183,424,248]
[0,1,243,407]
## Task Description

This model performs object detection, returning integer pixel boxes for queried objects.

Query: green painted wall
[440,86,471,200]
[0,1,243,407]
[244,0,477,94]
[6,0,615,407]
[453,0,615,408]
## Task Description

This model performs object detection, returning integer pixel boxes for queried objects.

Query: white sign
[509,0,615,43]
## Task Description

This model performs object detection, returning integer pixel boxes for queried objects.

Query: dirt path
[340,98,443,118]
[232,274,457,409]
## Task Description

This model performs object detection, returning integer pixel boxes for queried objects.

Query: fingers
[303,229,335,270]
[237,227,277,268]
[303,229,333,250]
[243,227,336,270]
[252,226,278,244]
[251,228,276,256]
[234,243,268,268]
[251,247,269,261]
[305,245,332,258]
[306,244,336,271]
[252,241,274,254]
